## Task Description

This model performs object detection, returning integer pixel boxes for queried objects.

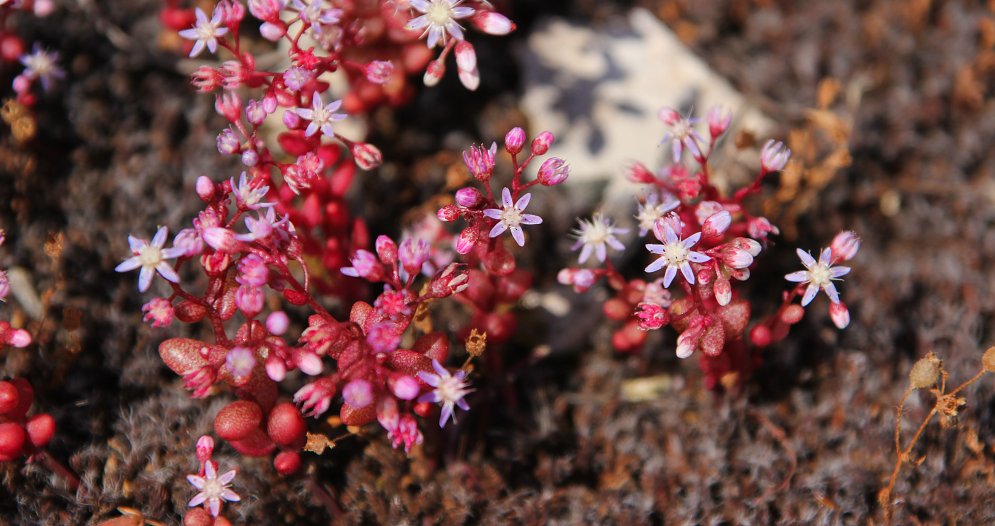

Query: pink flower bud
[375,235,398,265]
[365,60,394,85]
[216,128,240,155]
[472,10,516,35]
[714,277,732,306]
[747,216,779,240]
[203,227,240,253]
[215,91,242,123]
[196,435,215,462]
[259,20,286,41]
[537,157,569,186]
[196,176,216,202]
[238,254,269,286]
[760,139,791,172]
[191,66,223,92]
[428,263,470,298]
[218,0,245,27]
[241,149,259,167]
[830,231,860,262]
[701,210,732,238]
[829,302,850,329]
[235,285,264,318]
[625,162,655,183]
[462,142,496,181]
[282,110,302,129]
[248,0,282,21]
[343,379,374,408]
[706,106,732,137]
[33,0,55,16]
[391,375,420,400]
[341,249,385,281]
[142,298,175,328]
[295,350,323,376]
[750,324,772,347]
[437,204,459,222]
[530,131,554,155]
[658,107,680,125]
[265,355,287,382]
[455,187,484,208]
[423,60,445,87]
[722,247,754,270]
[245,99,267,126]
[399,238,430,276]
[266,311,289,335]
[6,329,31,348]
[454,40,477,73]
[455,227,478,255]
[504,127,525,154]
[352,142,383,170]
[675,327,701,359]
[635,303,669,330]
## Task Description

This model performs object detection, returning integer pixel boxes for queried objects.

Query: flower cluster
[560,106,859,389]
[158,0,509,297]
[116,157,480,462]
[436,128,567,345]
[2,0,61,107]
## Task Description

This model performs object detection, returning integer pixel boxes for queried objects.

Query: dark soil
[2,0,994,524]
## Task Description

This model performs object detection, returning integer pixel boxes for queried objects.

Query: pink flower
[115,227,185,292]
[706,106,732,137]
[142,298,174,328]
[571,213,627,264]
[178,7,229,58]
[658,107,704,162]
[482,187,543,247]
[644,222,710,287]
[294,377,335,417]
[340,249,383,281]
[635,302,669,330]
[187,459,240,517]
[462,142,496,181]
[785,247,850,306]
[293,94,346,138]
[225,346,256,380]
[342,379,373,409]
[399,238,430,276]
[18,45,64,91]
[417,359,473,427]
[760,139,791,172]
[230,171,273,210]
[282,66,314,91]
[405,0,475,48]
[364,61,394,85]
[379,406,423,454]
[635,193,680,236]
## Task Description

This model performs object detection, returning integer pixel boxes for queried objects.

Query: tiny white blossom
[417,359,473,427]
[294,93,346,139]
[187,460,240,517]
[19,45,64,91]
[635,192,680,236]
[571,213,627,264]
[178,7,229,58]
[645,222,710,287]
[115,227,186,292]
[785,247,850,306]
[482,187,543,247]
[405,0,475,48]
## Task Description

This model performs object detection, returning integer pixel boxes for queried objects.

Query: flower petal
[796,248,816,268]
[501,187,513,208]
[784,270,809,282]
[800,283,818,307]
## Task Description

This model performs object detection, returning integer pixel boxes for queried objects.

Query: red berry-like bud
[183,507,214,526]
[267,402,306,446]
[437,204,459,222]
[781,305,805,325]
[0,382,19,415]
[26,413,55,448]
[215,400,263,441]
[750,324,772,347]
[530,131,554,155]
[274,450,301,475]
[0,423,26,458]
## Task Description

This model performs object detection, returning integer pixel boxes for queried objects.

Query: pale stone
[522,8,773,207]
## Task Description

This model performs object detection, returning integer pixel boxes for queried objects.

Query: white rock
[522,8,773,206]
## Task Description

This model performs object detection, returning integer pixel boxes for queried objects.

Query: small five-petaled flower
[405,0,475,48]
[178,7,229,58]
[483,187,543,247]
[115,227,185,292]
[784,247,850,306]
[187,460,240,517]
[644,222,710,287]
[417,359,473,427]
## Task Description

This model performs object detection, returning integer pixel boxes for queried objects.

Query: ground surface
[2,0,995,524]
